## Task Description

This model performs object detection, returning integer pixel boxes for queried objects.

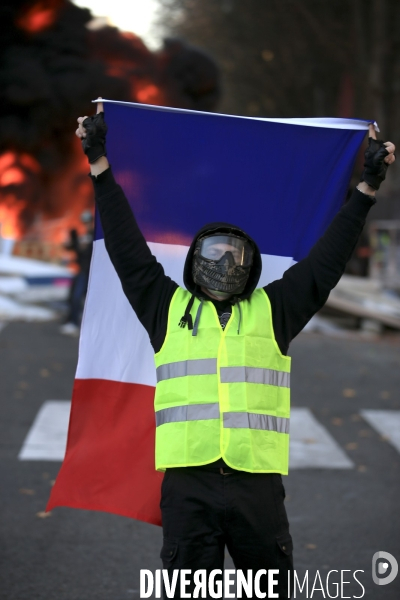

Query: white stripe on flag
[361,410,400,454]
[96,99,378,131]
[77,239,157,385]
[259,254,296,287]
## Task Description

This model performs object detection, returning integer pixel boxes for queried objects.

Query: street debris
[345,442,358,450]
[327,274,400,329]
[36,511,52,519]
[342,389,357,398]
[0,295,55,321]
[0,251,72,323]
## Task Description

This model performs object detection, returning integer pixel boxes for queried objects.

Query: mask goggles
[198,234,253,267]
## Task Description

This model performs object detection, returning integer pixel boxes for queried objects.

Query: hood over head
[183,222,262,302]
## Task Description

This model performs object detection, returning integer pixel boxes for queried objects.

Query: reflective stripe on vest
[157,361,289,388]
[156,403,220,426]
[220,366,290,388]
[156,358,217,382]
[156,403,290,434]
[223,411,290,434]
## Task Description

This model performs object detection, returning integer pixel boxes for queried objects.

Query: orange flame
[4,3,198,256]
[0,152,28,238]
[136,84,163,104]
[0,204,25,239]
[0,151,41,187]
[17,1,61,34]
[0,206,23,240]
[0,147,93,245]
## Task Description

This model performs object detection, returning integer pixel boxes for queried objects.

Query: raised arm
[265,125,396,355]
[76,100,178,351]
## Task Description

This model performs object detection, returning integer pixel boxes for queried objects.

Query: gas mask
[192,233,254,298]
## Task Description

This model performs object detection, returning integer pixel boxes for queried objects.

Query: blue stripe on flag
[95,103,367,261]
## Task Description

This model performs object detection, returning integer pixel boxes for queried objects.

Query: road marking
[19,402,355,468]
[361,410,400,454]
[18,401,70,461]
[290,408,354,469]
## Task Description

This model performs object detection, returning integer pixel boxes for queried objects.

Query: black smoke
[0,0,220,233]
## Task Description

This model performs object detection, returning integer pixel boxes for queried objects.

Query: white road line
[19,402,355,468]
[289,408,354,469]
[361,409,400,454]
[18,401,70,461]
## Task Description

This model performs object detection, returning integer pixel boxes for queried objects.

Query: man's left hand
[359,124,396,194]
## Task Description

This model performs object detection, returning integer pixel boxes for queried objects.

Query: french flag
[47,100,372,525]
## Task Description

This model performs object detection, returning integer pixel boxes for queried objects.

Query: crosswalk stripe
[289,408,354,469]
[18,402,358,468]
[18,401,70,461]
[361,409,400,454]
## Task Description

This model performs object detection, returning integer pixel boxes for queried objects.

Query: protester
[60,211,94,336]
[76,102,395,599]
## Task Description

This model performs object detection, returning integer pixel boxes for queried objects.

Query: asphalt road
[0,321,399,600]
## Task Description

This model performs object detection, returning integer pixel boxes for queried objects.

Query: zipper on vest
[192,300,204,336]
[215,302,233,458]
[237,300,242,335]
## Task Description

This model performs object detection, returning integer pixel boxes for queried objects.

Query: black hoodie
[183,221,263,300]
[92,167,376,355]
[179,221,263,334]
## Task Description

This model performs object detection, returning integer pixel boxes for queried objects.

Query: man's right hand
[76,99,110,176]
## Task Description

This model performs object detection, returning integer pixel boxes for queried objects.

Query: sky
[72,0,163,48]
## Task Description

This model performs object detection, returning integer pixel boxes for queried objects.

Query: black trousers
[160,466,293,599]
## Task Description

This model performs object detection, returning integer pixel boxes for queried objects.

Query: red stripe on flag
[47,378,162,526]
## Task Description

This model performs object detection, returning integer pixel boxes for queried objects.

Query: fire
[0,167,25,187]
[16,1,61,33]
[136,84,163,104]
[0,152,21,174]
[0,205,25,239]
[32,140,95,245]
[2,1,219,261]
[0,147,92,248]
[0,152,28,239]
[0,151,41,188]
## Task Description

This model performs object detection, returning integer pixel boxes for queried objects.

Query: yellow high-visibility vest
[154,287,291,473]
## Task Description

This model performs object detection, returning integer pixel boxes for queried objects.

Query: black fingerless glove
[82,112,108,164]
[360,137,389,190]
